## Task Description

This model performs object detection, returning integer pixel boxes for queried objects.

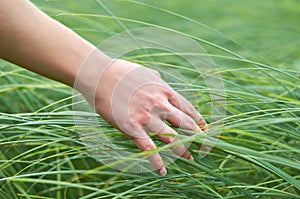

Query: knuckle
[132,111,151,127]
[162,88,174,99]
[150,95,165,107]
[148,95,157,105]
[160,103,171,112]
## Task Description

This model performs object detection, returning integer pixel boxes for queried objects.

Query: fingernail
[157,167,167,175]
[189,155,194,161]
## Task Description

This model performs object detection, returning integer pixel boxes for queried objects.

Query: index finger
[169,91,208,130]
[131,132,167,175]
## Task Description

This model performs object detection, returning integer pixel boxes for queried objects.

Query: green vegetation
[0,0,299,198]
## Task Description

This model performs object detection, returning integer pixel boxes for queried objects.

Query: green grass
[0,0,299,198]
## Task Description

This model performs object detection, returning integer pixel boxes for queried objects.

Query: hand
[88,59,207,175]
[0,0,208,175]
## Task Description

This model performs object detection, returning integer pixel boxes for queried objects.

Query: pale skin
[0,0,207,175]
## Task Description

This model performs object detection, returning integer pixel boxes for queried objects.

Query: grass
[0,0,299,198]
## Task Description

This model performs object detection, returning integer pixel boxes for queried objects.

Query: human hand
[0,0,207,175]
[83,59,207,175]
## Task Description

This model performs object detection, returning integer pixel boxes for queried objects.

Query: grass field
[0,0,299,198]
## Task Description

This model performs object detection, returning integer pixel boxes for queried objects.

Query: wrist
[73,48,113,103]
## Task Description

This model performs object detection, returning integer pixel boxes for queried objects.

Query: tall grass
[0,0,299,198]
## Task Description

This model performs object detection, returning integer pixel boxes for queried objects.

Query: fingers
[158,105,210,159]
[150,121,193,160]
[164,103,201,133]
[132,132,167,175]
[168,91,210,153]
[169,91,207,129]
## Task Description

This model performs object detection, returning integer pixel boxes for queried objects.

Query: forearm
[0,0,104,87]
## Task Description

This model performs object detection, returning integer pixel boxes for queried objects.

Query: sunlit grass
[0,0,299,198]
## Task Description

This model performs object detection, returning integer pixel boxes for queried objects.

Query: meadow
[0,0,299,198]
